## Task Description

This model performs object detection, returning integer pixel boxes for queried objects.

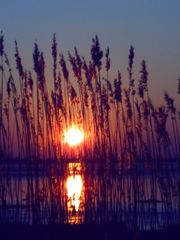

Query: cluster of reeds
[0,33,179,229]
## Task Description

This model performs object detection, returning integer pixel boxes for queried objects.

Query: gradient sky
[1,0,180,107]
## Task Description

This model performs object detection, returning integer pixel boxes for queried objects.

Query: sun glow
[66,175,83,211]
[64,127,84,146]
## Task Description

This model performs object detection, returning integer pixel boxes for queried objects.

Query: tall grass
[0,33,179,229]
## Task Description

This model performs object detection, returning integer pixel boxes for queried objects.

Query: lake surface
[0,161,179,230]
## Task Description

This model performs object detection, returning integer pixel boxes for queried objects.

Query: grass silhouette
[0,33,179,230]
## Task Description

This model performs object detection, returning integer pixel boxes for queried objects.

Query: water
[0,162,179,230]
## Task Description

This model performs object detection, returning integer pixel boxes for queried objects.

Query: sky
[1,0,180,107]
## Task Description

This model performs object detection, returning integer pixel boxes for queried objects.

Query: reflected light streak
[66,175,83,211]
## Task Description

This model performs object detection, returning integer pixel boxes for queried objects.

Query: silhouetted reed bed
[0,33,179,230]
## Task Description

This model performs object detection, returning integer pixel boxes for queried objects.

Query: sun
[64,127,84,146]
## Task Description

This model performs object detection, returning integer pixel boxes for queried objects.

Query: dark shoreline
[0,224,180,240]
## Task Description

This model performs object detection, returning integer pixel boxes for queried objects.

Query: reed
[0,33,179,230]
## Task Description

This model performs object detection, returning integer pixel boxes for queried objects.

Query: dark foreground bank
[0,224,180,240]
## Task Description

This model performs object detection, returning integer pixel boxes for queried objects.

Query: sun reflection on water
[66,162,84,224]
[66,175,83,211]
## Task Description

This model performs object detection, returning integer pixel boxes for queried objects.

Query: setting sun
[64,127,84,146]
